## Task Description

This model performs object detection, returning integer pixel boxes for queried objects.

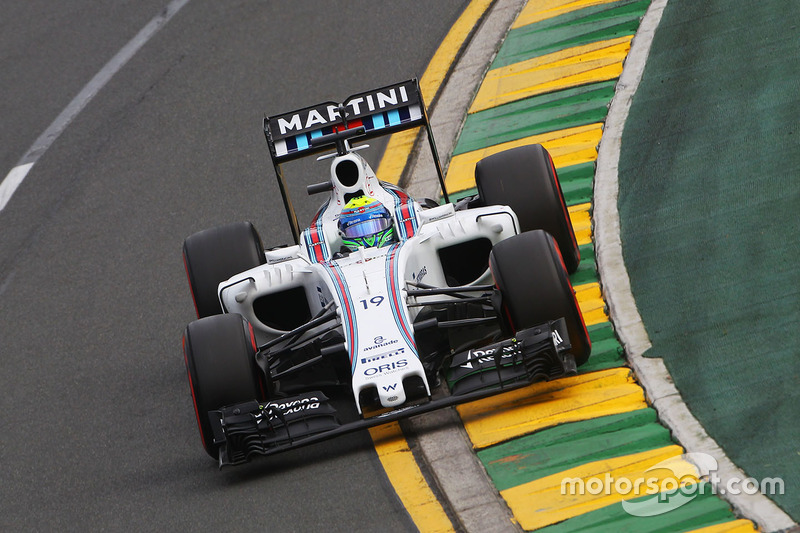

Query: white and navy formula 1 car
[181,80,591,466]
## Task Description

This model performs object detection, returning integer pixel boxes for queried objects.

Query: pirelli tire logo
[362,347,405,365]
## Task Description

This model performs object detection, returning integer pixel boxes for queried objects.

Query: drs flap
[265,79,425,163]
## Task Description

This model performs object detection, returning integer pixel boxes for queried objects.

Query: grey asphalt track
[0,1,467,531]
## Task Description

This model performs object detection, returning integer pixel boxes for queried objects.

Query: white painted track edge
[0,0,191,213]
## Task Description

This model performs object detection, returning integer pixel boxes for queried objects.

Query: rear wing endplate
[263,79,448,244]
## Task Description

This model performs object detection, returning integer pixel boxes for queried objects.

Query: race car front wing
[209,319,576,467]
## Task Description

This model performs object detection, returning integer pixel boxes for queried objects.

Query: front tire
[476,144,580,274]
[490,230,590,365]
[183,313,264,459]
[183,221,266,318]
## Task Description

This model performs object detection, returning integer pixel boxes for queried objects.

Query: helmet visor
[341,216,392,239]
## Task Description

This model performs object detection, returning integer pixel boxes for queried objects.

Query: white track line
[0,0,191,213]
[594,1,796,530]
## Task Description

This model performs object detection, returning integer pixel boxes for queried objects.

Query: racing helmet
[338,196,395,249]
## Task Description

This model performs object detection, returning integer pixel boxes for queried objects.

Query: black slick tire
[183,221,265,318]
[476,144,580,274]
[490,230,591,365]
[183,313,263,459]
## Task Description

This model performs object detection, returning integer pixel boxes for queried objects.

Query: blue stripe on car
[384,243,418,357]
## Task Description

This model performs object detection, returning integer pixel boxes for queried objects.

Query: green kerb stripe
[492,0,651,68]
[582,322,625,372]
[559,161,595,206]
[444,161,595,206]
[534,486,738,533]
[478,408,667,491]
[454,81,616,156]
[571,242,598,286]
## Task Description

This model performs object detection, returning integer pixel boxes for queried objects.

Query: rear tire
[476,144,580,274]
[183,313,264,458]
[183,221,265,318]
[490,230,590,365]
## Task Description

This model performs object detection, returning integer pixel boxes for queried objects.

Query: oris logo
[364,359,408,377]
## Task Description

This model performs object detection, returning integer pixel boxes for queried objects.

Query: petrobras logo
[412,265,427,284]
[266,254,295,264]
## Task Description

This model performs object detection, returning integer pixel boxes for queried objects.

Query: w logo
[383,384,397,392]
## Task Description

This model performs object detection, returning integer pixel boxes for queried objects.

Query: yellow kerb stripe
[576,282,609,326]
[369,422,455,532]
[512,0,622,28]
[457,367,647,449]
[686,519,759,533]
[569,202,592,246]
[502,445,697,530]
[446,123,602,193]
[469,36,633,113]
[376,0,494,184]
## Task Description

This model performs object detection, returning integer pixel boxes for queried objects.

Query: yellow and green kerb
[446,1,757,531]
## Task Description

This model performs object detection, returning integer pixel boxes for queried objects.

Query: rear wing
[263,79,447,244]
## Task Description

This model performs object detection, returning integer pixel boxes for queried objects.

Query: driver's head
[338,196,395,249]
